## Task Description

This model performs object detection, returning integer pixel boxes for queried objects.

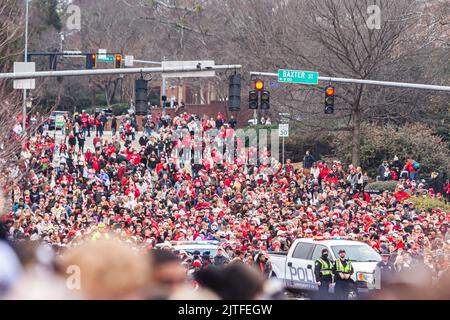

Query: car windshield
[331,245,381,262]
[184,248,217,257]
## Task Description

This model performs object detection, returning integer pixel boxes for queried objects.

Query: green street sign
[98,55,114,62]
[278,69,319,85]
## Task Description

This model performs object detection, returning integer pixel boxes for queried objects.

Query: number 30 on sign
[279,124,289,137]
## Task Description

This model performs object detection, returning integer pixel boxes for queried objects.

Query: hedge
[408,196,450,212]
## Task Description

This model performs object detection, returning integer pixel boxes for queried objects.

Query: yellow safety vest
[335,259,352,273]
[316,258,332,276]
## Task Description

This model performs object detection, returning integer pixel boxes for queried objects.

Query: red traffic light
[115,54,122,61]
[326,86,335,96]
[255,81,264,90]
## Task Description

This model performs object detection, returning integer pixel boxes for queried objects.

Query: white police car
[269,237,381,298]
[155,240,220,258]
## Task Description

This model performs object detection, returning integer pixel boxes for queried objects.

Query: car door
[310,244,328,282]
[286,242,316,290]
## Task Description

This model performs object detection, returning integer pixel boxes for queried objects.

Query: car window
[292,242,314,259]
[311,245,328,261]
[331,245,381,262]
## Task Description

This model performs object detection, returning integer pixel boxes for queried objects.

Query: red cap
[193,260,202,267]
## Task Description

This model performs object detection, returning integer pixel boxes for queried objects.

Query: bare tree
[214,0,448,167]
[0,0,47,192]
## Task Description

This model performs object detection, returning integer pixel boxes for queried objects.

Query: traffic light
[86,54,97,69]
[228,73,241,112]
[249,90,258,109]
[114,54,123,68]
[135,79,148,115]
[260,90,270,110]
[49,54,57,70]
[255,80,264,91]
[324,86,335,114]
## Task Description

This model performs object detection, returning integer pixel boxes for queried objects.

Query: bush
[408,196,450,212]
[110,103,129,116]
[333,124,450,177]
[366,181,399,192]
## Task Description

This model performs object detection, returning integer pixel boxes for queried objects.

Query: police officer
[333,249,354,300]
[314,248,333,298]
[376,251,395,290]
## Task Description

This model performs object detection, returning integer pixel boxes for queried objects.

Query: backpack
[412,161,420,170]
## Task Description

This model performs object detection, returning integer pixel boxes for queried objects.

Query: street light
[22,0,31,133]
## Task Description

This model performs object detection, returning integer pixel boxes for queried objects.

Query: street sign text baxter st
[278,69,319,85]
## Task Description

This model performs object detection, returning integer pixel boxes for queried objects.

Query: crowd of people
[0,110,449,299]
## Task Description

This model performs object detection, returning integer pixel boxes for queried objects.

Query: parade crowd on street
[0,110,449,300]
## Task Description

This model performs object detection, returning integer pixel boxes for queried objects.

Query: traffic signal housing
[260,90,270,110]
[114,54,123,68]
[249,90,258,109]
[86,54,97,69]
[228,73,241,112]
[324,86,335,114]
[135,79,148,115]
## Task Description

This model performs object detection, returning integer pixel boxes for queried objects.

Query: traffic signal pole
[1,64,242,80]
[250,71,450,92]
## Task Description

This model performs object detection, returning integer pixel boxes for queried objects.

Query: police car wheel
[348,289,358,300]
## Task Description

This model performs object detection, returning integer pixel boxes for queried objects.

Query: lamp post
[22,0,30,134]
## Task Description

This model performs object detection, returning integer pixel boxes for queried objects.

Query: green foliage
[284,131,334,163]
[46,0,62,31]
[110,103,129,116]
[366,181,399,192]
[408,196,450,212]
[195,4,203,13]
[333,124,450,177]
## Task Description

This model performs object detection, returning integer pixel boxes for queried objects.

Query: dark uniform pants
[318,279,331,299]
[335,280,350,300]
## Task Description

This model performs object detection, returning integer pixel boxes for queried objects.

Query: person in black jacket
[111,115,118,136]
[314,248,333,299]
[76,132,85,153]
[376,251,396,290]
[68,134,77,149]
[213,247,230,267]
[303,150,315,169]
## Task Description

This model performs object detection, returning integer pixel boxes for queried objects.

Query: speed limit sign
[279,124,289,137]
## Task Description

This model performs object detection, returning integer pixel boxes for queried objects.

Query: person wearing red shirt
[127,152,141,166]
[394,185,410,203]
[319,164,330,182]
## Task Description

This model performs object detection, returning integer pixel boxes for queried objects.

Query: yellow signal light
[255,81,264,90]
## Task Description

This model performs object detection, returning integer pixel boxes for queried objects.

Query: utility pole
[22,0,30,134]
[162,56,166,116]
[250,71,450,92]
[0,64,243,80]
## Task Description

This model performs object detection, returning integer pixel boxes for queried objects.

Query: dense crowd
[0,110,449,299]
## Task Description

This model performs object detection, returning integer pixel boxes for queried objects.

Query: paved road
[45,129,144,151]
